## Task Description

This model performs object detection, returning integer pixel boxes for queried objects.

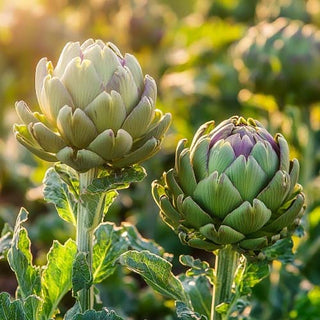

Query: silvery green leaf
[92,222,166,283]
[23,295,42,320]
[86,165,147,193]
[43,167,77,225]
[41,239,77,319]
[175,301,207,320]
[0,292,26,320]
[119,250,190,305]
[64,302,81,320]
[0,223,12,260]
[7,208,41,298]
[72,252,93,294]
[179,275,211,319]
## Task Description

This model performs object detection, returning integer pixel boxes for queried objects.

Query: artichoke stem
[211,245,239,320]
[76,168,97,311]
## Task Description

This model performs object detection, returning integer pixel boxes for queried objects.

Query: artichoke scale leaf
[142,75,157,106]
[200,224,245,245]
[35,57,48,102]
[43,76,75,122]
[134,112,171,149]
[190,137,210,181]
[159,196,182,228]
[190,120,215,150]
[151,181,167,205]
[276,134,290,172]
[176,149,197,196]
[15,133,58,162]
[257,170,291,212]
[263,193,305,233]
[31,122,66,153]
[164,169,184,204]
[222,199,272,235]
[85,91,126,133]
[112,129,133,158]
[107,66,139,114]
[187,238,221,251]
[15,101,39,125]
[239,237,268,250]
[182,196,214,229]
[225,155,267,202]
[250,141,279,179]
[193,172,243,219]
[284,159,300,202]
[54,42,81,78]
[208,141,235,175]
[175,139,188,172]
[61,57,102,110]
[124,53,144,94]
[122,96,154,139]
[112,137,159,167]
[56,147,105,173]
[88,129,115,160]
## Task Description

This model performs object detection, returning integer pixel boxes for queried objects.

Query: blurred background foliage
[0,0,320,319]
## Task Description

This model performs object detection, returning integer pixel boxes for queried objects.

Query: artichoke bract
[233,18,320,106]
[152,116,305,254]
[14,39,171,172]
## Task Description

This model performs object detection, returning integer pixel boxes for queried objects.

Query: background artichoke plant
[14,39,171,172]
[233,18,320,107]
[152,116,305,255]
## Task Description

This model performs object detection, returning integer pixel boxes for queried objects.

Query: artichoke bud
[152,116,305,255]
[233,18,320,106]
[14,39,171,172]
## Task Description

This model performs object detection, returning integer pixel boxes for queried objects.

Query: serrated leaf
[72,252,93,294]
[41,239,77,319]
[0,292,26,320]
[43,167,77,225]
[92,222,166,283]
[23,295,42,320]
[179,275,211,318]
[119,250,189,304]
[54,163,79,197]
[80,191,117,230]
[86,165,147,193]
[179,255,213,283]
[263,238,294,263]
[72,309,124,320]
[175,301,208,320]
[7,208,41,298]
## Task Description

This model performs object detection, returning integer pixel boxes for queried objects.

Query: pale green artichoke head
[152,116,305,255]
[14,39,171,172]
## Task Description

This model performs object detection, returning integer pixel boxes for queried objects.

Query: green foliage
[72,252,93,294]
[175,301,208,320]
[43,167,78,225]
[119,250,189,305]
[71,309,124,320]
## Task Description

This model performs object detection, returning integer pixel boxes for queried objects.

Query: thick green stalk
[211,245,239,320]
[76,168,97,311]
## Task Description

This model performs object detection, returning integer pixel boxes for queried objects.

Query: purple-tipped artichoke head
[152,116,305,254]
[14,39,171,172]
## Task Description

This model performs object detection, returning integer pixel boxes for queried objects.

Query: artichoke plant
[233,18,320,107]
[152,116,305,254]
[14,39,171,172]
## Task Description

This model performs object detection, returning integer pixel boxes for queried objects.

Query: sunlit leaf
[119,250,189,304]
[7,208,41,298]
[43,167,77,225]
[86,165,147,193]
[41,239,77,319]
[71,309,124,320]
[72,252,93,294]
